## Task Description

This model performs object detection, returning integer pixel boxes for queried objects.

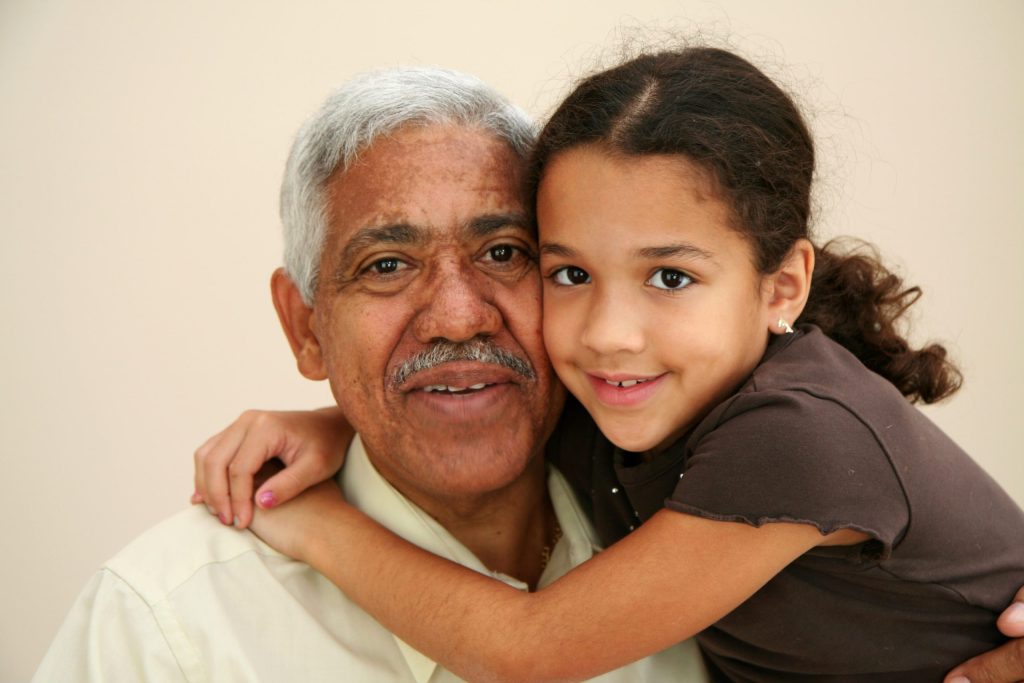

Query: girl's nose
[578,289,646,356]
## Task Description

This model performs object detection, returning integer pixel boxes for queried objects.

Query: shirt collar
[339,435,601,683]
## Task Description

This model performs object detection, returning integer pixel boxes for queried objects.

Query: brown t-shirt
[548,325,1024,681]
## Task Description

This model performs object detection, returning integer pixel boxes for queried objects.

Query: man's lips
[395,361,525,395]
[397,362,526,422]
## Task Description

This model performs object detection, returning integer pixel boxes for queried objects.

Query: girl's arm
[192,406,352,528]
[251,482,859,683]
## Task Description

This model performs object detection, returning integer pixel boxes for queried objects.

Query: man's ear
[763,239,815,335]
[271,268,328,380]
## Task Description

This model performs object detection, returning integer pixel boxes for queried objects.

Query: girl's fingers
[254,453,337,510]
[197,418,250,525]
[227,434,286,529]
[192,429,225,507]
[193,409,349,528]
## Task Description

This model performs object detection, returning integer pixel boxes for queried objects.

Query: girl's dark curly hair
[527,47,960,403]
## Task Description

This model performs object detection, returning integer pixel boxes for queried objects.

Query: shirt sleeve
[668,390,910,555]
[32,569,190,683]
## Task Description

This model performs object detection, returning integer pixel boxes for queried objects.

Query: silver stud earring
[777,318,795,334]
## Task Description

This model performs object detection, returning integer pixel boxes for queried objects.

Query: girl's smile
[538,146,787,453]
[585,371,668,407]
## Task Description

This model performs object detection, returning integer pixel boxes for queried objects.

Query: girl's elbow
[475,646,584,683]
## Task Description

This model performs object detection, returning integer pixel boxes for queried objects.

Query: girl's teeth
[604,378,649,388]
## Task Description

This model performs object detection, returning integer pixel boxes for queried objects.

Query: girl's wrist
[299,493,355,567]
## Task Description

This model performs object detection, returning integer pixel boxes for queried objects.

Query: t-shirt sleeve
[667,390,910,554]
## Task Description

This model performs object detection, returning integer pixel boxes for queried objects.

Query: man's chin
[367,433,543,508]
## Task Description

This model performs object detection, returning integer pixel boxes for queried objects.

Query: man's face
[302,125,562,508]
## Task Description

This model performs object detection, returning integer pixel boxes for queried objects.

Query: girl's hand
[248,478,349,562]
[192,406,353,529]
[943,585,1024,683]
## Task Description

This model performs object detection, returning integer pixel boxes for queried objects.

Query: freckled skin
[307,125,564,519]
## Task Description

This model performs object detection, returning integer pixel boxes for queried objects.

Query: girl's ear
[764,239,814,336]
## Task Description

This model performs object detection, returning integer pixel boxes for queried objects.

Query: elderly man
[33,67,707,682]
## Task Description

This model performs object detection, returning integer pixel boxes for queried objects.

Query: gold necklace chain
[539,520,564,573]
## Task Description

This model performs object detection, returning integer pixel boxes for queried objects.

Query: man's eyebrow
[635,243,715,261]
[463,213,532,239]
[337,223,426,270]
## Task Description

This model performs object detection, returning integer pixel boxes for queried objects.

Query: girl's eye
[551,266,591,286]
[646,268,692,291]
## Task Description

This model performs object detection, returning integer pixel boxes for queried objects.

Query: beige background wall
[2,1,1021,680]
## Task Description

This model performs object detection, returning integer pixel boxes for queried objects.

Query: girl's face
[538,146,776,453]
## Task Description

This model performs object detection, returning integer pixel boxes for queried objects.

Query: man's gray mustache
[390,339,536,388]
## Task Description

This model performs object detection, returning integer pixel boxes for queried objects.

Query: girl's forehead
[542,146,719,195]
[538,149,733,238]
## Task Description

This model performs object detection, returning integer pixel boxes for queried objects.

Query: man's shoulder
[104,505,277,606]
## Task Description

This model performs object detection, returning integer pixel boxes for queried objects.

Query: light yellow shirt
[34,436,708,682]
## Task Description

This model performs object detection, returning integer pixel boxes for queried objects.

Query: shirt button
[611,487,619,494]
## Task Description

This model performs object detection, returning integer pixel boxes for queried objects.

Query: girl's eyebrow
[540,242,716,261]
[539,242,576,257]
[636,243,714,261]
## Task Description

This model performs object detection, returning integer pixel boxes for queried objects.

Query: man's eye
[551,266,591,286]
[366,258,407,275]
[485,243,533,265]
[488,245,516,262]
[646,268,692,291]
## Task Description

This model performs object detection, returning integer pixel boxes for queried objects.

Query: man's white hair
[280,67,537,305]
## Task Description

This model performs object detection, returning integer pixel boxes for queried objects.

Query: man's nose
[412,261,503,343]
[578,287,646,356]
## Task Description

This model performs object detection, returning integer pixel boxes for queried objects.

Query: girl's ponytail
[801,240,961,403]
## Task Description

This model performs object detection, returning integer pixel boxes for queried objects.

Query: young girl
[195,48,1024,681]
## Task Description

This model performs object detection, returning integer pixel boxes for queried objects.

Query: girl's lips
[585,372,667,407]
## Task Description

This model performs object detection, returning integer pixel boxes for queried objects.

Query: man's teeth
[604,378,652,388]
[422,383,490,394]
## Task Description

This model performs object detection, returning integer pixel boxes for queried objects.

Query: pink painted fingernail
[219,512,230,525]
[948,677,970,683]
[258,491,277,509]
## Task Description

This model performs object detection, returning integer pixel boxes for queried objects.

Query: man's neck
[367,448,556,590]
[429,456,556,590]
